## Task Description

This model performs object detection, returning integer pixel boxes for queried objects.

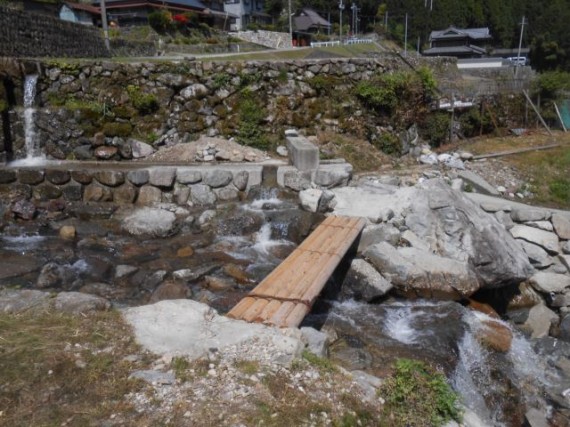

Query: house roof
[430,26,491,41]
[92,0,207,11]
[293,8,331,31]
[423,44,487,56]
[64,2,100,14]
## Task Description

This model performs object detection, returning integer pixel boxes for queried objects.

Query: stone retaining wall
[235,30,293,49]
[0,6,110,59]
[0,165,263,213]
[2,55,451,161]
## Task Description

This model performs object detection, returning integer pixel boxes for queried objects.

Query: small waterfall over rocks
[11,74,46,166]
[323,299,562,426]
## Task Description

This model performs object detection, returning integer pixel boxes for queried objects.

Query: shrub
[534,71,570,99]
[127,85,159,115]
[379,358,462,426]
[0,99,7,112]
[237,94,268,149]
[458,108,493,137]
[148,10,172,33]
[373,132,402,155]
[421,112,450,147]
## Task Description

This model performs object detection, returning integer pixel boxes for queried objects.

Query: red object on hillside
[173,14,188,24]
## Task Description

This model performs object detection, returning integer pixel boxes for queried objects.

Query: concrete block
[286,136,319,172]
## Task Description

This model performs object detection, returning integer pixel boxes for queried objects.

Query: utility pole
[288,0,293,44]
[100,0,110,50]
[404,13,408,57]
[351,3,357,37]
[515,16,527,78]
[339,0,345,42]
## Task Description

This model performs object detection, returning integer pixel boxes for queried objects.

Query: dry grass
[0,310,151,426]
[455,131,570,209]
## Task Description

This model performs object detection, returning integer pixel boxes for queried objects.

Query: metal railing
[310,38,373,48]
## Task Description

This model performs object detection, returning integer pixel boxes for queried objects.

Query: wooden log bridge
[227,215,366,328]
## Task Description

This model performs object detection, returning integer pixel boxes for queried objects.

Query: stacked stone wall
[0,165,262,211]
[0,5,110,59]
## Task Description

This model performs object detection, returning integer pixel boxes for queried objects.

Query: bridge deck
[227,215,366,328]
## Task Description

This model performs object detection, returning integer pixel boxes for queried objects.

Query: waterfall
[11,75,45,166]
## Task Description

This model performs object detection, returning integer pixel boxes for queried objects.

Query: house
[91,0,212,26]
[293,8,330,34]
[223,0,270,31]
[60,2,100,25]
[423,26,492,58]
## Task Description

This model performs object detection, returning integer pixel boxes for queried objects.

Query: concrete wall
[235,30,293,49]
[0,5,110,58]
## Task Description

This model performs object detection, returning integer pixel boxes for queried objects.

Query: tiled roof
[430,26,491,41]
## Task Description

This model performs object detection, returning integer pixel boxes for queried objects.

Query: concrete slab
[286,136,319,172]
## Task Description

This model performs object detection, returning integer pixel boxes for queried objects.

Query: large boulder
[122,207,176,237]
[404,180,533,289]
[340,258,393,301]
[364,242,479,299]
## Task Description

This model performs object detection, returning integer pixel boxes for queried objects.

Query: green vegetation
[421,112,450,147]
[237,91,268,149]
[373,132,402,155]
[379,358,462,427]
[126,85,159,115]
[102,121,133,137]
[301,350,337,373]
[0,99,7,112]
[355,70,432,118]
[148,10,172,33]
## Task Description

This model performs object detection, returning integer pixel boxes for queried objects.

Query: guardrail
[310,38,373,48]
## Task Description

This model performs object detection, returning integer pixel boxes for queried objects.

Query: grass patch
[0,310,150,426]
[379,358,462,427]
[302,350,337,373]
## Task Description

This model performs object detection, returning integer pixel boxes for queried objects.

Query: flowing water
[10,74,46,166]
[323,299,560,426]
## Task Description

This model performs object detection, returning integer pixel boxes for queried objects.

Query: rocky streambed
[2,171,570,426]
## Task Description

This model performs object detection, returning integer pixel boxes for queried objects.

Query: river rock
[552,214,570,240]
[522,303,559,339]
[115,265,139,278]
[130,139,154,159]
[37,262,70,288]
[114,183,138,204]
[529,272,570,294]
[12,199,36,220]
[59,225,76,240]
[364,242,479,299]
[340,258,393,301]
[511,225,560,254]
[136,185,162,205]
[205,275,233,291]
[314,168,351,188]
[46,169,70,185]
[223,264,252,284]
[519,240,554,269]
[83,183,113,202]
[180,83,208,100]
[358,224,401,253]
[177,170,202,184]
[559,314,570,342]
[510,208,550,223]
[96,171,125,187]
[476,319,513,352]
[176,246,194,258]
[214,187,238,201]
[191,184,216,205]
[53,292,110,314]
[457,170,500,196]
[233,171,249,191]
[300,327,328,358]
[203,170,233,188]
[507,282,543,310]
[404,180,533,288]
[127,170,149,186]
[122,208,176,237]
[149,168,176,188]
[299,189,322,212]
[149,281,190,303]
[197,209,216,227]
[122,299,304,363]
[18,169,44,185]
[94,146,118,160]
[0,289,51,313]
